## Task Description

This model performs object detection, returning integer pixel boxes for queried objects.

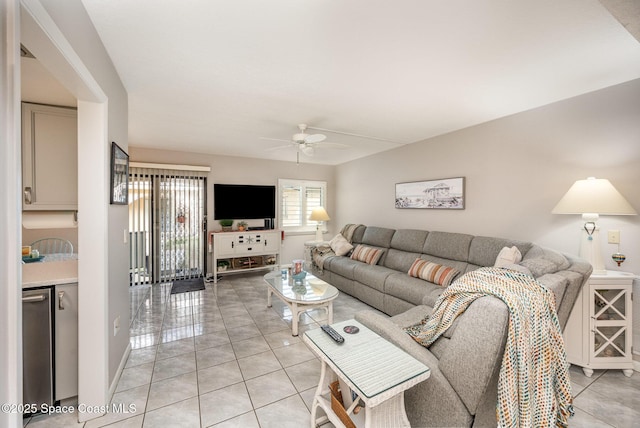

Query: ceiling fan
[262,124,348,162]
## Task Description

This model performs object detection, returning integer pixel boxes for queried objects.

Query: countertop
[22,254,78,289]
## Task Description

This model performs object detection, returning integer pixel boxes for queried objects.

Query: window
[278,179,327,233]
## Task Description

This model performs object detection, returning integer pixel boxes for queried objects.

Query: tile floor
[23,272,640,428]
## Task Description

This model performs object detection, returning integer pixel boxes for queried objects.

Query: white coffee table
[303,319,430,428]
[263,271,339,336]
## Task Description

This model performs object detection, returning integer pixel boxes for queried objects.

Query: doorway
[129,166,207,285]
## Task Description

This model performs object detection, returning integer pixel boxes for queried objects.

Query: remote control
[321,325,345,343]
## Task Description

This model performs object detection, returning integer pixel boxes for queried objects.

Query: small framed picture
[110,142,129,205]
[395,177,465,209]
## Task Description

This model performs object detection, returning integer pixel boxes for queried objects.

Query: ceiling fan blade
[315,142,349,149]
[265,144,294,152]
[306,126,406,145]
[304,133,326,144]
[260,136,292,143]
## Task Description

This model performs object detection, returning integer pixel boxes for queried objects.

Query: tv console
[208,230,281,289]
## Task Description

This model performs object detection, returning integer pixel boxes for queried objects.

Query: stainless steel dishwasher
[22,287,53,409]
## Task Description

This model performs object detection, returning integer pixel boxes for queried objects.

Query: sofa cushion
[351,244,384,265]
[390,229,429,252]
[494,246,522,268]
[327,256,359,280]
[468,236,532,267]
[329,233,353,256]
[353,263,394,293]
[361,226,395,248]
[384,248,422,272]
[408,259,460,286]
[386,272,442,307]
[520,246,570,277]
[423,231,473,262]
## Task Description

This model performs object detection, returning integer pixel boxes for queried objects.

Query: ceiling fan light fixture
[301,145,315,156]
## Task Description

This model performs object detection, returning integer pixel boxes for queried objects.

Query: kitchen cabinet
[22,102,77,210]
[54,283,78,400]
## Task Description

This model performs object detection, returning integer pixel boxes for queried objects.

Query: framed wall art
[395,177,465,209]
[110,142,129,205]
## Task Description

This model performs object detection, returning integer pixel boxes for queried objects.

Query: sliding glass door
[129,167,207,285]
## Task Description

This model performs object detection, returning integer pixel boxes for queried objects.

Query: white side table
[304,319,430,428]
[564,270,635,377]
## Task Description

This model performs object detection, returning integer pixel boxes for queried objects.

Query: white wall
[335,78,640,359]
[38,0,129,397]
[128,147,336,267]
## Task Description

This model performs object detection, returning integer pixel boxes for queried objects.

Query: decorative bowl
[292,271,307,281]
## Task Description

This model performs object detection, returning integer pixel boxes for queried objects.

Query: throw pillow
[329,234,353,257]
[494,246,522,268]
[408,259,460,287]
[350,244,384,265]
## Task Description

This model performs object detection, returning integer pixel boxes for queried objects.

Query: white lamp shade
[552,177,636,215]
[309,207,331,222]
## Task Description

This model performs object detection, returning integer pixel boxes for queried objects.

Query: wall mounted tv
[214,184,276,220]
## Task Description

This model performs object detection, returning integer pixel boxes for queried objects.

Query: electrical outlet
[608,230,620,244]
[114,315,120,336]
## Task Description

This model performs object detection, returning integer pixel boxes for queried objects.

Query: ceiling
[27,0,640,165]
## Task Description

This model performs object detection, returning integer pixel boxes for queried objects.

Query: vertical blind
[129,166,207,285]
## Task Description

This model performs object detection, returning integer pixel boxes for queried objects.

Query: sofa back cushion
[468,236,533,267]
[385,248,422,272]
[423,231,473,262]
[361,226,396,248]
[390,229,429,252]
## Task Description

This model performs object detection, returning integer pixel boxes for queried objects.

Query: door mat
[170,277,205,294]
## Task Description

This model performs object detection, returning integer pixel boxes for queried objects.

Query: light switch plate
[608,230,620,244]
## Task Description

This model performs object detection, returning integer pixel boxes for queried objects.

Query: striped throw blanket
[405,267,573,428]
[312,223,363,271]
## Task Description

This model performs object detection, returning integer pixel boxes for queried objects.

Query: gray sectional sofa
[313,225,592,427]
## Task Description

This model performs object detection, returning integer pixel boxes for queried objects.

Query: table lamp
[309,207,330,242]
[552,177,636,274]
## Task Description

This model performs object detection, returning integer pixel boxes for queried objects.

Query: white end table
[564,270,635,377]
[304,319,430,428]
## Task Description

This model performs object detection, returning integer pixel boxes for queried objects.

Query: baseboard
[108,343,132,399]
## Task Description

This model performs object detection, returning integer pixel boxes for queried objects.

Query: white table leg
[327,302,334,324]
[310,361,327,428]
[622,369,634,377]
[267,288,272,307]
[292,302,299,336]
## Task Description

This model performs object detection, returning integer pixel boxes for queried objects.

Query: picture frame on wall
[110,142,129,205]
[395,177,465,209]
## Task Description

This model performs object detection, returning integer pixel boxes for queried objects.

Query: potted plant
[237,221,248,231]
[217,259,230,271]
[219,219,234,232]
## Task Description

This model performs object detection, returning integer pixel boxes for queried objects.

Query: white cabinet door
[216,234,237,257]
[22,103,77,210]
[262,231,280,253]
[54,283,78,401]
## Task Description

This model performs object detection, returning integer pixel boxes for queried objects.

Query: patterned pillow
[350,244,384,265]
[330,234,353,257]
[408,259,460,286]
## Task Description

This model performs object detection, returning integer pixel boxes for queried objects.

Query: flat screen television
[214,184,276,221]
